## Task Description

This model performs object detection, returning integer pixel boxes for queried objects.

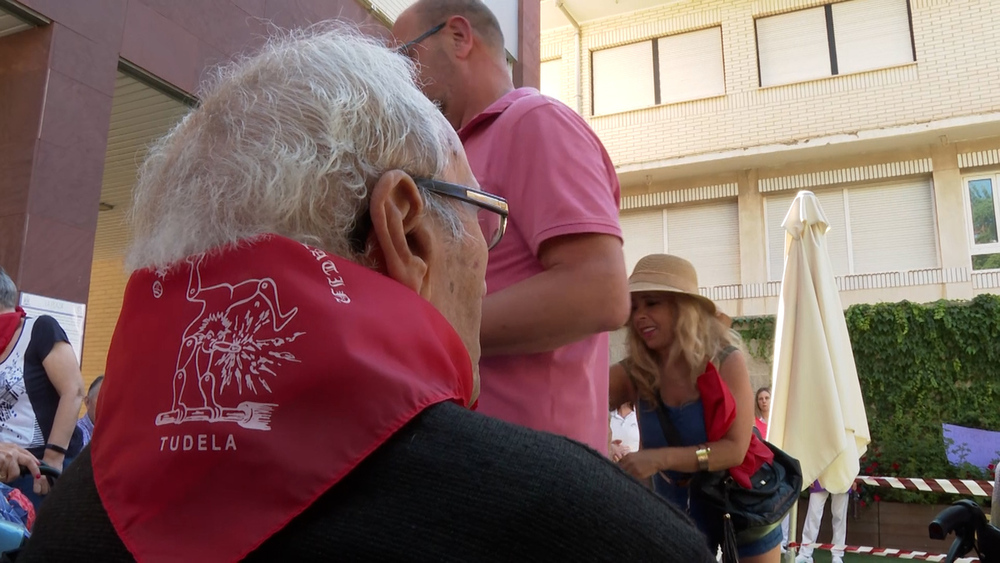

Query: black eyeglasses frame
[396,22,447,57]
[348,177,509,254]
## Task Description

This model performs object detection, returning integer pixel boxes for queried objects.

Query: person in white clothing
[608,403,639,462]
[795,480,849,563]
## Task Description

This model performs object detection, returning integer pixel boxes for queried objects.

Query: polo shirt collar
[459,88,537,140]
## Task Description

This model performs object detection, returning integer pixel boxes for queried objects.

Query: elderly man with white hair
[19,26,712,563]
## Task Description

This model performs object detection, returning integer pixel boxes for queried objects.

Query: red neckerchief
[0,307,25,354]
[697,362,774,488]
[91,235,474,563]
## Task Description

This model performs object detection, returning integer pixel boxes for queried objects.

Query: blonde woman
[609,254,782,563]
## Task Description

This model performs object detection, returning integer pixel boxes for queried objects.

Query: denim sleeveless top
[636,397,708,507]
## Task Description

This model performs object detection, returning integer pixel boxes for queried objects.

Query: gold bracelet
[695,445,711,471]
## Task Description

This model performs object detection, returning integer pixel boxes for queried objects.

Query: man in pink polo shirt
[393,0,629,453]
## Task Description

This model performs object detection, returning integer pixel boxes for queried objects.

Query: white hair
[0,267,16,310]
[126,24,465,272]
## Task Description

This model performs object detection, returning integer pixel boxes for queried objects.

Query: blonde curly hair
[625,293,743,404]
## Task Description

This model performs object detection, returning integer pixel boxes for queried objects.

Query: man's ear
[445,15,475,59]
[368,170,436,297]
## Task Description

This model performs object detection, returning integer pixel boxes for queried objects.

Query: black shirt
[23,316,83,458]
[20,402,714,562]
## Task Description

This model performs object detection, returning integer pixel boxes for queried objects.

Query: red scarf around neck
[0,307,26,355]
[697,362,774,488]
[91,235,474,563]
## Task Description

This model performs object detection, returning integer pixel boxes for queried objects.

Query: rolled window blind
[592,41,655,115]
[766,190,850,280]
[620,209,665,275]
[832,0,914,75]
[847,178,938,273]
[658,27,725,104]
[540,59,562,101]
[665,201,741,287]
[757,7,831,87]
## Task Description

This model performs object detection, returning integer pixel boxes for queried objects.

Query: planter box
[792,498,955,554]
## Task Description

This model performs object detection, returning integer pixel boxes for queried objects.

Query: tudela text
[159,433,237,452]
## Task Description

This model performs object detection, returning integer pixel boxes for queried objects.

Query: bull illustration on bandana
[155,255,304,431]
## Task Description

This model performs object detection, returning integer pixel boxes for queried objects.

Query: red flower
[892,463,900,472]
[859,500,867,508]
[989,464,996,472]
[874,494,881,502]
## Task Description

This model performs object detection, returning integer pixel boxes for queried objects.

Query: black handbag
[654,401,802,562]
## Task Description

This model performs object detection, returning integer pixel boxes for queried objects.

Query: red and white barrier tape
[789,542,979,562]
[856,476,994,498]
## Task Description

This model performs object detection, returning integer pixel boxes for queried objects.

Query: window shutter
[756,7,831,87]
[664,201,741,287]
[540,59,562,101]
[766,190,850,280]
[368,0,413,21]
[592,41,656,115]
[657,27,725,104]
[832,0,913,75]
[610,328,629,365]
[847,178,938,273]
[620,209,665,276]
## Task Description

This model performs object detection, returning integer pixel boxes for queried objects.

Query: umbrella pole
[992,463,1000,524]
[784,502,799,562]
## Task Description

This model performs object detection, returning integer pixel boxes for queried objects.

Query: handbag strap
[653,399,684,447]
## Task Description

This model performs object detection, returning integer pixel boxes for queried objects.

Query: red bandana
[0,307,26,354]
[697,362,774,489]
[91,235,474,563]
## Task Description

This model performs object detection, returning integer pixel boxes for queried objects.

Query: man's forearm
[480,266,628,356]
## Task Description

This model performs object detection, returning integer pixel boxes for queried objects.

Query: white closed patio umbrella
[768,190,871,494]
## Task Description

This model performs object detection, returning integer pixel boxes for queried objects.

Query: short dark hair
[0,267,17,310]
[416,0,505,55]
[88,375,105,397]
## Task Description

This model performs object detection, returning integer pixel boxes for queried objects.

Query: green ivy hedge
[733,293,1000,504]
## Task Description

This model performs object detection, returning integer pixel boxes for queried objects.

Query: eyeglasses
[396,22,446,57]
[348,177,509,254]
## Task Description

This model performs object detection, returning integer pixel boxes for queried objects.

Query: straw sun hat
[628,254,732,327]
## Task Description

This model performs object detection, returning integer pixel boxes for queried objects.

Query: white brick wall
[542,0,1000,168]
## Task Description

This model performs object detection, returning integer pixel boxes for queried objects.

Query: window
[665,201,741,288]
[757,7,831,87]
[756,0,914,87]
[658,27,726,105]
[620,209,664,276]
[831,0,915,75]
[964,174,1000,270]
[766,190,850,280]
[765,179,938,280]
[540,59,562,100]
[619,200,741,287]
[592,27,724,116]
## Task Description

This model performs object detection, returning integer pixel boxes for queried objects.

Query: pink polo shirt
[459,88,622,452]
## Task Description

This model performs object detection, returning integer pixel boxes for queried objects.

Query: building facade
[541,0,1000,334]
[0,0,539,384]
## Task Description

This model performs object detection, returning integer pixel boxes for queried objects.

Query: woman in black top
[0,269,85,508]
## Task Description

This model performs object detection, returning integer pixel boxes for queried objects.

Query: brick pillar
[930,143,974,300]
[0,23,118,304]
[738,169,768,316]
[512,0,539,89]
